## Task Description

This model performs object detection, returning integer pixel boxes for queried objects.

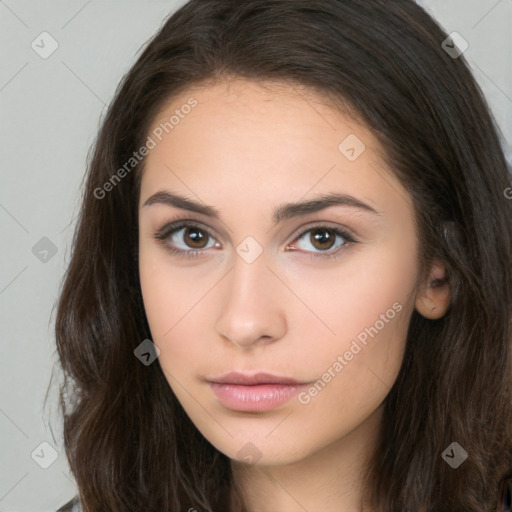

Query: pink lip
[206,371,308,412]
[207,371,303,386]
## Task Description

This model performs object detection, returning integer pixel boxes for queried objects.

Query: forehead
[139,78,410,220]
[146,78,374,156]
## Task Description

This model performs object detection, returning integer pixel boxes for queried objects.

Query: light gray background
[1,1,511,511]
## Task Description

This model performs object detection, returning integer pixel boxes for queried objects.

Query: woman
[53,0,512,510]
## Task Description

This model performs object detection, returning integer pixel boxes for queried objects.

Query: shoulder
[56,496,82,512]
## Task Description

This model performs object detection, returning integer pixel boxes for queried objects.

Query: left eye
[153,221,356,258]
[291,226,351,253]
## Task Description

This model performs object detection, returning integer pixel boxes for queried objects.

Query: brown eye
[154,222,218,253]
[309,228,337,251]
[290,225,355,257]
[182,226,209,248]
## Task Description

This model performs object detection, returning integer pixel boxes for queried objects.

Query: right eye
[153,221,221,258]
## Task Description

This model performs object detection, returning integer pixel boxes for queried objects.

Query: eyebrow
[142,190,381,224]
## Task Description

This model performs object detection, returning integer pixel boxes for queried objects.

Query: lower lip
[209,382,305,412]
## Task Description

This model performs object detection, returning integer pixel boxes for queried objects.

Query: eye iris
[311,228,336,250]
[184,227,208,248]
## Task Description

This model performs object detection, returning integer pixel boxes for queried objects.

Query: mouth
[205,371,310,412]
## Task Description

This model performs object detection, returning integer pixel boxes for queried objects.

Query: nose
[214,250,287,350]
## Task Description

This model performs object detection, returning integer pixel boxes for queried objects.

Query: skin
[138,77,452,512]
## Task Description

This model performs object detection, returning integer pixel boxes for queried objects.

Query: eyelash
[153,219,358,261]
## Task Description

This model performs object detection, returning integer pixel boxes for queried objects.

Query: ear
[415,260,452,319]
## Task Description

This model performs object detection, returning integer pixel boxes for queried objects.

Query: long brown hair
[51,1,512,510]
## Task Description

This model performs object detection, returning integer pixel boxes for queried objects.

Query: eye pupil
[311,228,335,250]
[185,227,208,248]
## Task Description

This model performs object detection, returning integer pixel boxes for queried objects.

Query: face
[138,78,420,467]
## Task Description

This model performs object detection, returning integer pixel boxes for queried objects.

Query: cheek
[138,245,216,367]
[286,240,416,356]
[284,240,417,417]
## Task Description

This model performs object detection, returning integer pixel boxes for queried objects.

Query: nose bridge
[215,244,286,348]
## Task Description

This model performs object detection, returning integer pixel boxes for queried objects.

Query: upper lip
[206,371,304,385]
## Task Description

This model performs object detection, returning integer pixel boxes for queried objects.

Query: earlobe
[415,261,452,319]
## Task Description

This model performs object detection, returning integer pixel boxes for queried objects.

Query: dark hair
[51,0,512,510]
